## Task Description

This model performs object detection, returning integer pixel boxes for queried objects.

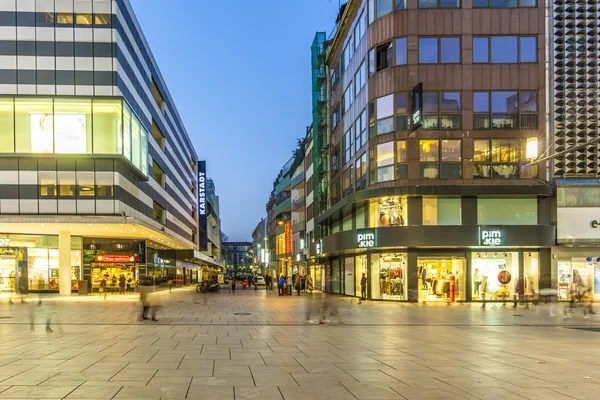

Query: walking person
[480,276,488,309]
[119,274,126,294]
[167,277,173,293]
[295,274,301,296]
[286,275,293,296]
[99,277,107,299]
[278,275,285,296]
[111,275,117,294]
[473,269,481,298]
[126,275,133,292]
[231,276,236,293]
[307,276,313,293]
[583,288,594,318]
[265,274,271,294]
[358,273,367,304]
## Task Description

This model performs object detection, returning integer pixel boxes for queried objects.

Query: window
[75,14,93,26]
[151,120,166,152]
[0,98,14,153]
[152,161,166,189]
[332,142,341,175]
[354,11,366,49]
[39,171,57,197]
[422,92,461,130]
[343,129,354,165]
[372,41,393,73]
[396,141,408,179]
[423,198,462,225]
[419,37,461,64]
[56,13,74,25]
[342,168,353,197]
[355,110,367,153]
[59,171,75,197]
[376,0,394,18]
[343,41,353,72]
[355,152,367,191]
[331,178,341,205]
[368,93,407,136]
[419,139,462,179]
[473,139,536,179]
[94,14,111,27]
[474,0,535,7]
[395,93,408,131]
[93,99,122,154]
[473,36,536,63]
[151,79,166,115]
[96,172,113,198]
[36,12,55,27]
[477,198,537,225]
[370,142,395,183]
[354,61,366,97]
[419,0,460,8]
[473,91,538,130]
[332,104,340,130]
[77,172,95,197]
[343,84,353,114]
[396,38,407,65]
[153,202,166,225]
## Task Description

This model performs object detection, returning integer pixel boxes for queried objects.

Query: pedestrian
[29,297,53,333]
[265,274,271,294]
[99,277,107,299]
[111,275,117,294]
[358,273,367,304]
[167,277,173,293]
[480,276,488,309]
[286,275,293,296]
[473,269,481,298]
[295,274,301,296]
[139,278,158,321]
[119,274,126,294]
[278,275,285,296]
[513,276,524,308]
[231,276,236,293]
[126,275,133,292]
[583,288,594,318]
[307,276,313,293]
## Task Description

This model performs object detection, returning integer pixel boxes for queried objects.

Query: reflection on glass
[520,91,537,112]
[520,37,537,62]
[492,139,519,162]
[424,93,439,112]
[396,93,407,113]
[474,92,490,112]
[377,117,394,135]
[473,38,489,63]
[396,38,407,65]
[377,94,394,119]
[473,140,490,162]
[440,38,460,63]
[492,91,519,112]
[441,164,461,179]
[420,140,438,161]
[419,38,438,63]
[491,36,518,63]
[441,92,460,112]
[441,140,461,161]
[397,141,407,163]
[492,114,518,129]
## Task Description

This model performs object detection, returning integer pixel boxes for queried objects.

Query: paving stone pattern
[0,288,599,399]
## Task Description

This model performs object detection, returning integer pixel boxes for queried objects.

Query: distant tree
[221,231,229,243]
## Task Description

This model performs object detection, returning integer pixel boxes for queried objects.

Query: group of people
[98,274,135,298]
[276,273,313,296]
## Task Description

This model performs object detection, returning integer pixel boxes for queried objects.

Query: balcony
[275,197,291,215]
[291,197,305,211]
[275,176,291,194]
[290,171,305,188]
[292,220,306,234]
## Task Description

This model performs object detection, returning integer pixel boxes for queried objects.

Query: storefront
[0,234,82,292]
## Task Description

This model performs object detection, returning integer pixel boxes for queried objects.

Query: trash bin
[78,280,88,295]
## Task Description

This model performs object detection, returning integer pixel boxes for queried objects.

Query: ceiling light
[88,224,92,227]
[133,229,136,232]
[119,230,123,233]
[41,224,44,227]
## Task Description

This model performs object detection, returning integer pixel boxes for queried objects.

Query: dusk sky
[130,0,341,241]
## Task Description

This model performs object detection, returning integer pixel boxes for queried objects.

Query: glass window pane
[396,38,407,65]
[54,98,92,154]
[478,198,537,225]
[93,99,121,154]
[474,92,490,112]
[520,36,537,62]
[441,164,462,179]
[377,94,394,118]
[491,36,518,63]
[441,38,460,63]
[39,171,57,197]
[16,98,53,153]
[441,92,460,112]
[473,38,489,63]
[397,141,407,163]
[520,0,536,6]
[378,166,394,182]
[140,129,148,176]
[473,140,490,161]
[492,91,518,112]
[377,142,394,167]
[396,93,407,113]
[123,104,131,161]
[376,0,393,18]
[424,198,462,225]
[473,0,488,6]
[420,164,439,178]
[75,14,92,25]
[423,115,439,130]
[420,140,439,162]
[396,0,406,10]
[520,91,537,112]
[77,171,95,197]
[131,115,141,170]
[59,171,75,197]
[492,139,519,162]
[440,0,460,7]
[369,0,375,24]
[419,0,438,8]
[473,114,490,129]
[377,117,394,134]
[441,140,461,161]
[419,38,438,63]
[0,98,14,153]
[491,0,517,6]
[423,93,439,112]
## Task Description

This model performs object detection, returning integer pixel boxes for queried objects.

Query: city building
[0,0,202,294]
[290,137,307,277]
[551,1,600,298]
[273,157,293,276]
[222,242,252,274]
[265,191,277,280]
[251,218,268,276]
[304,126,323,291]
[311,0,553,302]
[195,177,224,281]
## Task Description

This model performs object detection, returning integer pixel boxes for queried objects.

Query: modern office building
[0,0,201,294]
[312,0,553,302]
[222,242,252,274]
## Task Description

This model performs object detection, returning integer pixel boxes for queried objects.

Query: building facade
[313,0,553,302]
[0,0,201,294]
[251,218,267,276]
[222,242,252,274]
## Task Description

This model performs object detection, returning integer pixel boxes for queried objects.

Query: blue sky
[129,0,341,241]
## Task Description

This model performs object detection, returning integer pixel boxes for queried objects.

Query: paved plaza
[0,288,600,399]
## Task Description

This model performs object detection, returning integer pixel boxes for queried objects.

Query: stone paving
[0,287,600,399]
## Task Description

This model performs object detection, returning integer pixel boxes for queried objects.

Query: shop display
[418,258,465,302]
[472,253,518,300]
[91,262,137,290]
[371,254,407,300]
[379,200,406,227]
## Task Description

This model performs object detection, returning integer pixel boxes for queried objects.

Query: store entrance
[418,257,465,302]
[0,256,16,292]
[91,263,138,292]
[558,259,595,300]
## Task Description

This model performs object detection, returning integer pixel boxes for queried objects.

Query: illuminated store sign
[316,240,322,255]
[480,227,503,246]
[357,229,377,249]
[31,113,87,154]
[0,238,10,246]
[198,161,207,251]
[412,82,423,130]
[96,255,137,262]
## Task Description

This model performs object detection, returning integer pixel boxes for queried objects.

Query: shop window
[39,171,57,197]
[93,99,122,155]
[15,98,53,153]
[419,258,466,302]
[0,98,14,153]
[396,141,408,179]
[419,37,460,64]
[153,201,166,225]
[558,186,600,208]
[558,259,594,301]
[370,198,407,227]
[419,0,460,7]
[371,254,407,300]
[472,252,519,301]
[474,0,535,7]
[473,91,537,130]
[477,198,537,225]
[420,139,462,179]
[77,172,95,197]
[54,98,93,154]
[355,152,367,191]
[422,197,461,225]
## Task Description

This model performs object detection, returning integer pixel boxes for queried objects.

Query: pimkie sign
[480,227,503,246]
[357,229,377,249]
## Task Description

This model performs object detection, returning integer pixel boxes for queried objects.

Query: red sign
[498,270,512,285]
[450,275,455,303]
[95,255,137,263]
[285,222,292,254]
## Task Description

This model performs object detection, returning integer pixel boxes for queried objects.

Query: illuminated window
[77,172,95,197]
[96,172,113,198]
[419,139,462,179]
[15,98,53,153]
[39,171,57,197]
[93,99,121,154]
[54,98,92,154]
[123,105,132,161]
[75,14,93,26]
[58,172,75,197]
[94,14,111,26]
[56,13,74,25]
[153,202,166,225]
[0,98,14,153]
[396,141,407,179]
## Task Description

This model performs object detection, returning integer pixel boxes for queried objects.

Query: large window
[419,0,460,7]
[371,0,405,21]
[473,91,538,130]
[423,198,461,225]
[355,152,367,191]
[343,128,354,165]
[370,142,395,183]
[369,37,407,75]
[419,37,460,64]
[343,84,353,114]
[93,99,122,154]
[473,0,536,7]
[473,138,536,179]
[477,198,537,225]
[354,110,368,153]
[354,61,366,97]
[422,92,461,130]
[0,98,14,153]
[473,36,537,63]
[369,93,408,136]
[419,139,462,179]
[369,198,407,227]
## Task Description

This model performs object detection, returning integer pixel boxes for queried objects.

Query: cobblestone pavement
[1,287,600,399]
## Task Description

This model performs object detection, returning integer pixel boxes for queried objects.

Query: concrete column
[58,231,71,296]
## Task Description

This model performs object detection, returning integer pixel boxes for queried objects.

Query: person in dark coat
[359,273,367,304]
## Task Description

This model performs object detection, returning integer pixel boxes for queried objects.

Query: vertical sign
[285,222,292,254]
[198,161,208,251]
[412,82,423,130]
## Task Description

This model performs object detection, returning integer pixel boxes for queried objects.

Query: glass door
[0,256,17,292]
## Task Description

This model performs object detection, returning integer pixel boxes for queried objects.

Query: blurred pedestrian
[295,274,301,296]
[167,277,173,293]
[480,276,488,309]
[99,277,107,299]
[583,288,594,318]
[307,276,313,293]
[278,275,285,296]
[358,273,367,304]
[231,276,236,293]
[119,274,126,294]
[286,275,293,296]
[111,275,117,294]
[265,274,271,294]
[29,297,53,333]
[126,275,133,292]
